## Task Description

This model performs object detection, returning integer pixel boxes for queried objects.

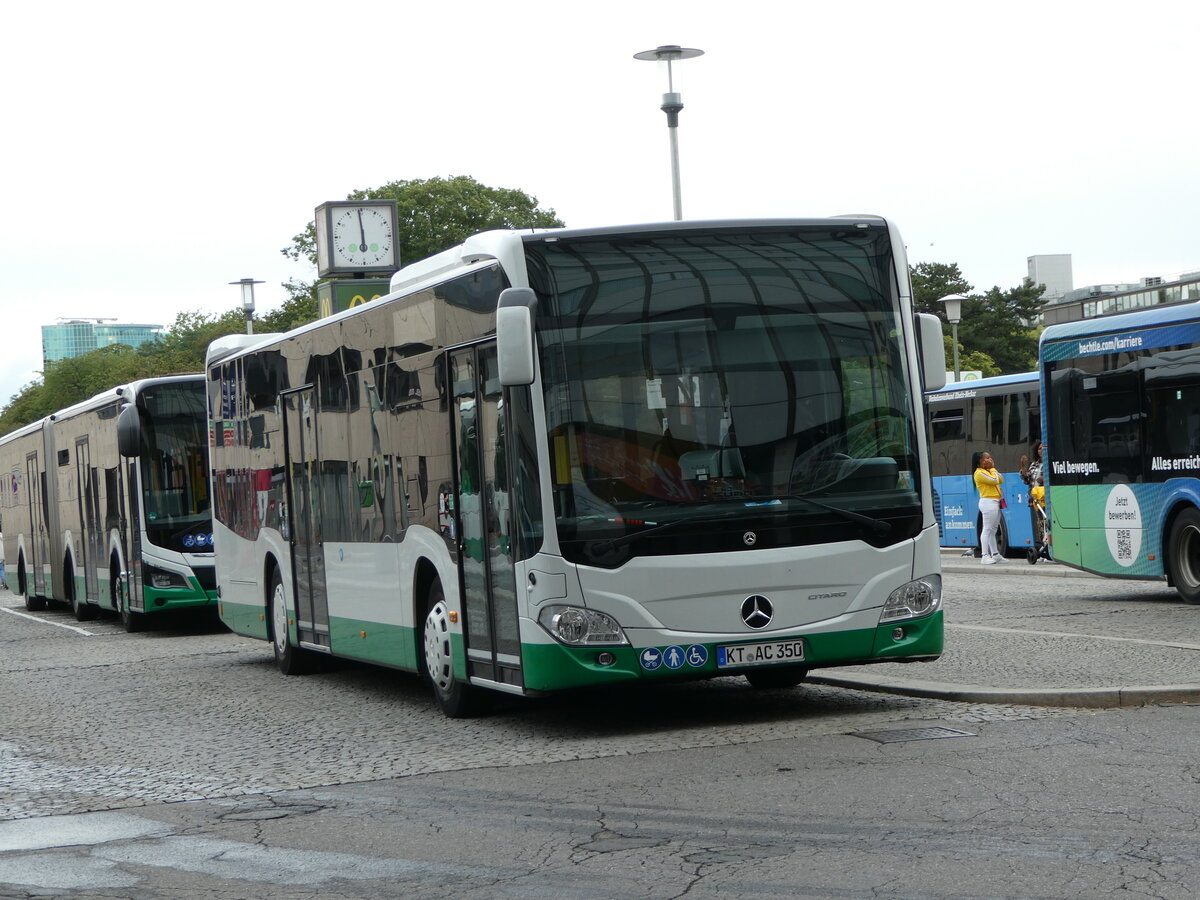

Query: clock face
[331,206,395,268]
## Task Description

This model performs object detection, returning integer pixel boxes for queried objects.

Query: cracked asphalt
[2,563,1199,897]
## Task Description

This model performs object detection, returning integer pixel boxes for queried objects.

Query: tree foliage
[284,175,564,269]
[280,175,565,307]
[955,278,1047,374]
[2,175,564,436]
[911,262,1047,377]
[0,309,248,436]
[910,262,973,318]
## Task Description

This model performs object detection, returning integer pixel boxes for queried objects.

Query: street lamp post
[940,293,966,381]
[634,44,704,221]
[230,278,264,335]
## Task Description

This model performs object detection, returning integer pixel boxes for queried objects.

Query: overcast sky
[2,0,1196,405]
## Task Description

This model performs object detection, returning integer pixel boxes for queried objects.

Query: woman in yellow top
[972,450,1007,565]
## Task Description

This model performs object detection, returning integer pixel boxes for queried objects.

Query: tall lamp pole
[940,293,966,381]
[634,44,704,221]
[230,278,264,335]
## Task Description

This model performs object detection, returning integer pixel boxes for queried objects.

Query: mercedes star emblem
[741,594,773,629]
[743,531,757,546]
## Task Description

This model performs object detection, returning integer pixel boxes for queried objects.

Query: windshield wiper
[592,493,890,552]
[593,509,749,551]
[745,493,891,536]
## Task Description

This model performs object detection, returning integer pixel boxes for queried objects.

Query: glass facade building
[42,319,163,364]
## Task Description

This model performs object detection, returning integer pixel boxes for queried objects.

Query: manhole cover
[850,726,975,744]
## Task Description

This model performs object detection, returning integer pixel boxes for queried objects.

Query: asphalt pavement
[808,550,1200,708]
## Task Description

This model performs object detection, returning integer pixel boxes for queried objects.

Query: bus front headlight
[145,567,189,590]
[880,575,941,622]
[538,605,629,646]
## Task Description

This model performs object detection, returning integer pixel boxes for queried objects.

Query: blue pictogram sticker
[685,644,709,667]
[183,535,195,548]
[663,646,686,670]
[639,648,663,670]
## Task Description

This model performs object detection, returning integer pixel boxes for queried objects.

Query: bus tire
[421,579,480,718]
[66,558,95,622]
[996,516,1010,558]
[113,557,143,633]
[744,665,808,689]
[270,568,318,675]
[1167,508,1200,604]
[20,558,46,612]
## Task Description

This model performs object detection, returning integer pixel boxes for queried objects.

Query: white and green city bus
[0,375,216,629]
[207,219,947,716]
[1041,301,1200,601]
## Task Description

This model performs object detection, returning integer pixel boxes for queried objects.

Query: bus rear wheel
[1167,508,1200,604]
[270,569,318,675]
[421,579,480,718]
[744,665,809,689]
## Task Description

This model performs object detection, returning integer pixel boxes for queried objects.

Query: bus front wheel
[112,558,142,633]
[270,569,318,675]
[421,579,480,718]
[1167,508,1200,604]
[745,665,808,689]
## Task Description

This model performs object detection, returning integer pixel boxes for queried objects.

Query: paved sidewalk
[808,551,1200,709]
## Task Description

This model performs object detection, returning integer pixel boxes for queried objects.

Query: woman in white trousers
[972,450,1006,565]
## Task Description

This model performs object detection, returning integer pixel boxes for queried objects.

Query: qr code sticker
[1116,529,1131,561]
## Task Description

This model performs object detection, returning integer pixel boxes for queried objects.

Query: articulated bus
[207,218,948,716]
[1041,301,1200,601]
[926,372,1042,555]
[0,375,216,629]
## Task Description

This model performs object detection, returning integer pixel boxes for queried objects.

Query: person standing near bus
[973,449,1007,565]
[1020,441,1047,547]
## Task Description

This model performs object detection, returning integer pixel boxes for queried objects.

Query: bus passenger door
[75,438,100,600]
[26,453,46,596]
[282,387,331,649]
[449,344,522,689]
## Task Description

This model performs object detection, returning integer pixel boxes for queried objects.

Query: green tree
[281,175,565,308]
[259,288,319,333]
[910,262,972,318]
[0,309,250,436]
[955,278,1047,373]
[911,261,1047,376]
[0,381,53,435]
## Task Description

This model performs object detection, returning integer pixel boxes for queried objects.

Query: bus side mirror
[917,313,947,392]
[117,403,143,458]
[497,287,537,386]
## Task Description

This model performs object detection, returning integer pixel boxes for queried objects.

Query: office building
[42,319,163,365]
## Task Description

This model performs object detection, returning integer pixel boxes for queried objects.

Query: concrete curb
[939,557,1099,578]
[807,671,1200,709]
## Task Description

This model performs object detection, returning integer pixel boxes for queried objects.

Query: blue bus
[926,372,1041,556]
[1041,301,1200,601]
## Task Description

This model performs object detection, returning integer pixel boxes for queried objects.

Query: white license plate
[716,639,805,669]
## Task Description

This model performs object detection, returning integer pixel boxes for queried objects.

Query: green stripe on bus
[520,612,944,692]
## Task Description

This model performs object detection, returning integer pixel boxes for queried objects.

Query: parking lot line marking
[1,607,95,636]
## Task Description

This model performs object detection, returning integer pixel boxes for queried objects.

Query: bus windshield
[138,381,212,552]
[526,226,921,565]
